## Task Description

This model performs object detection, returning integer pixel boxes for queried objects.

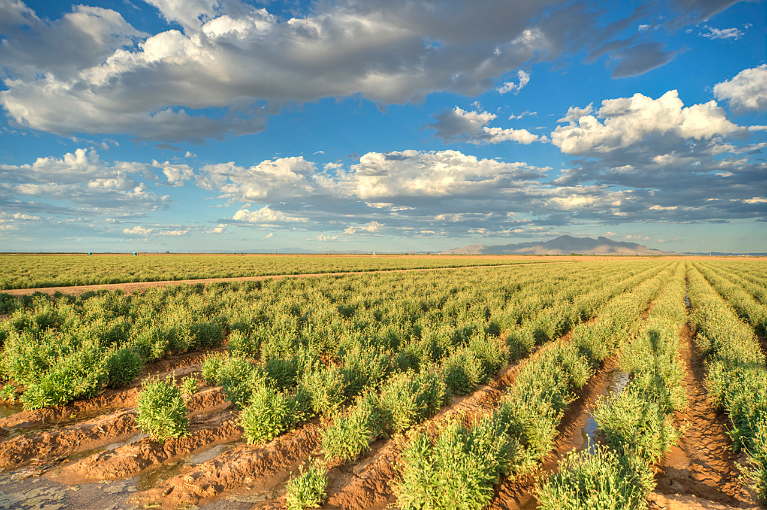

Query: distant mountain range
[441,235,674,256]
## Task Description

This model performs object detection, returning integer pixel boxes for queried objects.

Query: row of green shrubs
[317,262,670,465]
[687,264,767,499]
[694,261,767,336]
[0,253,530,290]
[538,262,688,509]
[211,263,668,450]
[0,261,662,410]
[392,264,673,509]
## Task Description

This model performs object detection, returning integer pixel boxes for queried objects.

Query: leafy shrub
[321,392,383,461]
[136,376,189,442]
[241,384,291,445]
[181,376,199,396]
[105,347,143,388]
[395,415,514,510]
[378,370,446,434]
[441,349,484,396]
[594,389,680,465]
[228,329,261,358]
[201,351,229,385]
[536,445,654,510]
[285,461,328,510]
[302,367,347,415]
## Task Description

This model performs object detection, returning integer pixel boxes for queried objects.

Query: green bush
[537,445,654,510]
[241,384,292,445]
[395,415,514,510]
[105,347,143,388]
[136,376,189,442]
[181,376,199,396]
[285,461,328,510]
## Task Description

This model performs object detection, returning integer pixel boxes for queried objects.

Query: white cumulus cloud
[714,65,767,114]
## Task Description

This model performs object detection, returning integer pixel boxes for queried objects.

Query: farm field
[0,258,764,510]
[0,253,552,291]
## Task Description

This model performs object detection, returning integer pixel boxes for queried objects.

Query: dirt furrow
[0,409,137,470]
[0,387,226,472]
[132,421,321,508]
[651,323,759,507]
[57,406,239,483]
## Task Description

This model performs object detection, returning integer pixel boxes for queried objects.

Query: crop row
[0,253,535,291]
[0,261,664,410]
[539,262,687,509]
[687,264,767,498]
[194,261,667,452]
[391,262,674,509]
[692,261,767,336]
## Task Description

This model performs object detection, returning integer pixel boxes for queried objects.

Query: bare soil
[651,323,759,509]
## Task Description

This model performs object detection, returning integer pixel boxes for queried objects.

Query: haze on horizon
[0,0,765,254]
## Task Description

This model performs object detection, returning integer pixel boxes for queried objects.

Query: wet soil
[488,356,629,510]
[652,323,759,508]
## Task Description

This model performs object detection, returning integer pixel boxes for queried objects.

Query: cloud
[0,0,726,142]
[699,24,745,40]
[185,151,197,158]
[232,206,308,224]
[155,142,182,151]
[558,104,593,123]
[197,157,318,201]
[609,42,679,78]
[509,110,537,120]
[0,147,169,217]
[123,225,152,235]
[666,0,745,27]
[714,65,767,114]
[551,90,740,155]
[152,160,195,186]
[547,87,765,226]
[426,106,545,145]
[497,70,530,95]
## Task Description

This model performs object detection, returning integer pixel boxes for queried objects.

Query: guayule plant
[536,445,654,510]
[136,376,189,442]
[285,460,328,510]
[105,347,143,388]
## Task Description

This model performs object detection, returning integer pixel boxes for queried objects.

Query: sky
[0,0,765,254]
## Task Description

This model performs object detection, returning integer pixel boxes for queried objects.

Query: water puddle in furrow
[576,369,630,456]
[136,439,244,491]
[66,433,148,462]
[0,402,23,422]
[685,291,691,309]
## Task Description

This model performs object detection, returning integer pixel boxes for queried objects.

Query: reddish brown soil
[652,323,759,508]
[0,388,226,472]
[57,406,239,483]
[133,421,321,508]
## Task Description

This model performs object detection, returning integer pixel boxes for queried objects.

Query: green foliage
[594,389,680,464]
[395,415,514,510]
[105,347,143,388]
[302,367,348,415]
[537,446,655,510]
[181,376,199,396]
[201,351,229,385]
[241,384,292,445]
[285,461,328,510]
[136,376,189,442]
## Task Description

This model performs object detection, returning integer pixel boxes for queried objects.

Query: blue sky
[0,0,765,253]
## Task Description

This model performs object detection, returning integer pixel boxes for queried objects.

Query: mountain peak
[442,235,670,256]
